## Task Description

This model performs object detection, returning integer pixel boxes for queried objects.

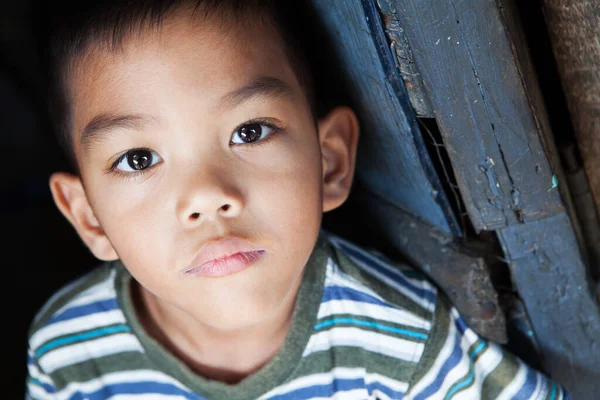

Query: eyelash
[230,118,283,147]
[106,146,156,181]
[105,118,284,179]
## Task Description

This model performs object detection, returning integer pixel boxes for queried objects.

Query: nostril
[221,204,231,212]
[190,212,200,220]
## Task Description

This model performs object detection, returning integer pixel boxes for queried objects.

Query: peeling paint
[548,175,559,192]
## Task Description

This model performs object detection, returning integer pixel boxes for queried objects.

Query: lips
[184,236,266,278]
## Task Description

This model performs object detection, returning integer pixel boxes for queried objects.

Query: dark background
[2,2,98,397]
[2,0,571,397]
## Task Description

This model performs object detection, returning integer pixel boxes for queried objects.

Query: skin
[50,9,359,383]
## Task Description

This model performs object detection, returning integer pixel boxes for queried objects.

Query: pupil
[128,150,152,170]
[239,123,262,142]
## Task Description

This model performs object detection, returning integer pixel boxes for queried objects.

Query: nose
[176,164,244,227]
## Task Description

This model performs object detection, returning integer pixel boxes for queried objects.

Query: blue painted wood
[498,213,600,396]
[385,0,600,395]
[387,0,564,232]
[308,0,459,235]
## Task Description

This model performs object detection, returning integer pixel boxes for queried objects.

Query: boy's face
[51,12,358,330]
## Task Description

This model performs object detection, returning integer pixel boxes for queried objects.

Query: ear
[49,172,118,261]
[318,106,360,212]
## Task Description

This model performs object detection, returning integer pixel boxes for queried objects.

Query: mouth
[184,237,266,278]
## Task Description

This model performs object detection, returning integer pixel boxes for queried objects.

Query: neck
[133,280,298,384]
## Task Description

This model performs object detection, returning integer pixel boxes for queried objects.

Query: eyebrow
[218,76,296,110]
[79,76,294,146]
[80,113,157,147]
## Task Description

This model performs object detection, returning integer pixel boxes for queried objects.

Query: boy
[26,0,568,398]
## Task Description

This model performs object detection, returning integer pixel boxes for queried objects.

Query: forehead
[68,11,300,146]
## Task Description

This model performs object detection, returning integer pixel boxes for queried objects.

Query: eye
[113,148,162,172]
[230,122,278,144]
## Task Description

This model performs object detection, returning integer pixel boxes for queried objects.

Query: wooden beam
[498,213,600,397]
[384,0,600,395]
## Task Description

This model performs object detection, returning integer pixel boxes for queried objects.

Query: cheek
[86,177,173,274]
[245,132,323,239]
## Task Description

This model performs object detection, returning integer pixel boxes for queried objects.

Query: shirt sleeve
[25,348,57,400]
[405,293,570,400]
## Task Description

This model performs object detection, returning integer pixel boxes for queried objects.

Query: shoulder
[28,263,117,335]
[321,234,570,399]
[324,232,438,324]
[314,232,438,365]
[27,262,128,372]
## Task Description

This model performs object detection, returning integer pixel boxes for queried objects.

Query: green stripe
[294,348,417,383]
[480,350,520,400]
[49,351,152,390]
[406,293,449,392]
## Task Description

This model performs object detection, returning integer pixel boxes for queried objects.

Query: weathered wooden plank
[498,213,600,397]
[496,0,591,263]
[385,0,600,395]
[308,0,459,235]
[499,0,600,289]
[387,0,564,232]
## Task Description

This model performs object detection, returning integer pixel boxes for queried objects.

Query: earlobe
[49,173,118,261]
[318,106,360,212]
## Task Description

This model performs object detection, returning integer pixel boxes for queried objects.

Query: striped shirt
[26,232,568,399]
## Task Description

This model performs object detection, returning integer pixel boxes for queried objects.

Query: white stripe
[259,368,408,399]
[325,259,432,321]
[329,235,437,306]
[428,311,498,399]
[27,362,54,386]
[68,284,117,309]
[39,333,143,374]
[31,309,126,350]
[429,332,474,399]
[325,260,388,302]
[370,389,392,400]
[54,369,192,400]
[324,245,432,329]
[496,360,529,400]
[302,327,424,361]
[51,270,117,318]
[529,372,545,400]
[347,255,436,312]
[109,396,188,400]
[366,373,409,393]
[318,299,431,330]
[259,367,366,399]
[331,389,371,399]
[328,234,435,311]
[405,309,458,398]
[450,343,503,399]
[26,383,54,400]
[33,271,101,326]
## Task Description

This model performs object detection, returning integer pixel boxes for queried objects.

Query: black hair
[38,0,341,173]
